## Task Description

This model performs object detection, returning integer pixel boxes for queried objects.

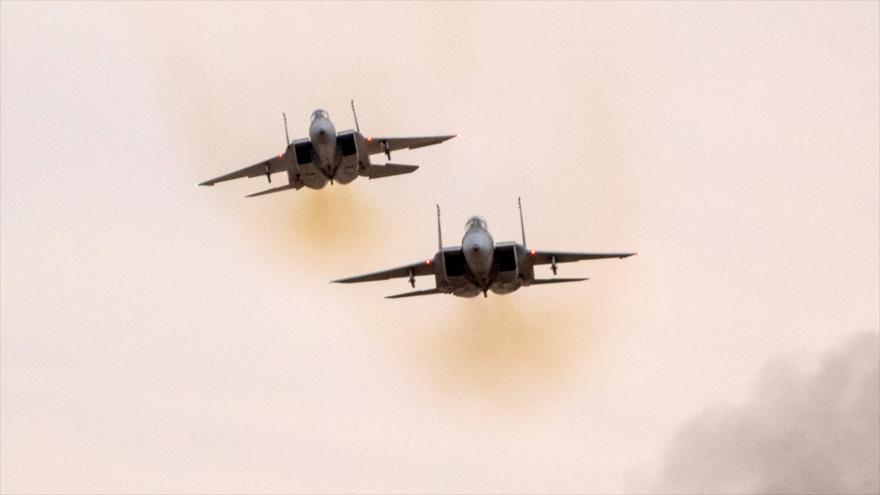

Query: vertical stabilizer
[436,204,444,250]
[350,100,361,133]
[436,204,447,281]
[282,112,290,147]
[518,197,527,249]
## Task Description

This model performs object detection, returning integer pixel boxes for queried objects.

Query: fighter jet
[198,102,455,197]
[333,199,636,298]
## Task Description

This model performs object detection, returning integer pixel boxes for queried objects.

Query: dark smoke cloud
[634,331,880,494]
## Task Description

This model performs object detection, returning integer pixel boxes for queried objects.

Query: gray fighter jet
[198,102,455,197]
[333,199,636,298]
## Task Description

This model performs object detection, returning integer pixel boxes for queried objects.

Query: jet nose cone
[471,245,481,252]
[318,128,327,136]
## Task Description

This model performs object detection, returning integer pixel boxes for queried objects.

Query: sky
[1,2,878,493]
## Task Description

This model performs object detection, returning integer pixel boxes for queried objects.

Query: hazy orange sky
[1,2,878,493]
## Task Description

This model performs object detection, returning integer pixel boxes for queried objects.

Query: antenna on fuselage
[282,112,290,147]
[350,100,361,133]
[518,196,527,248]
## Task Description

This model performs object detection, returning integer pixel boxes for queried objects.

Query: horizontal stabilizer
[367,163,419,179]
[530,277,589,285]
[246,184,299,198]
[385,288,444,299]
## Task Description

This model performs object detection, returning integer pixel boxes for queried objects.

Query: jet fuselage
[308,110,338,166]
[296,109,353,189]
[429,217,534,298]
[461,216,495,284]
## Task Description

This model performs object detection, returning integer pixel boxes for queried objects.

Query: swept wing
[332,260,436,284]
[199,154,292,186]
[531,251,636,265]
[365,135,455,156]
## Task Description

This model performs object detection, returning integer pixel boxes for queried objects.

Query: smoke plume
[634,331,880,494]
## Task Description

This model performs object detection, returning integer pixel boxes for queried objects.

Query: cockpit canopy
[310,109,329,122]
[465,216,488,231]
